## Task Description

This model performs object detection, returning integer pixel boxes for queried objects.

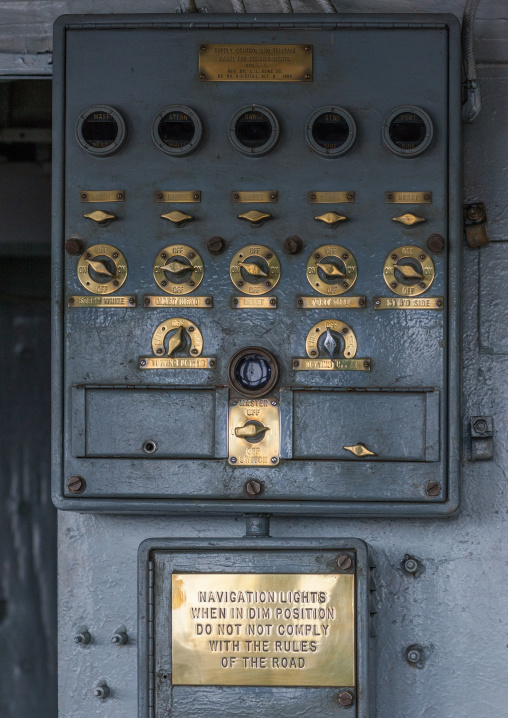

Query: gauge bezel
[228,347,280,398]
[229,105,280,157]
[305,106,357,158]
[75,105,126,157]
[152,105,203,157]
[382,105,434,158]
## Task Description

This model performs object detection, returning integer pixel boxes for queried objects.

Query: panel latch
[464,202,489,248]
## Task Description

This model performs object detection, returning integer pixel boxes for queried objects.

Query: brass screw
[139,359,146,367]
[81,193,87,200]
[234,193,240,200]
[364,360,370,368]
[337,555,353,571]
[314,253,320,259]
[419,254,426,260]
[233,298,239,306]
[293,360,299,368]
[305,45,311,51]
[189,280,195,287]
[113,280,119,286]
[189,252,195,259]
[436,299,443,307]
[310,350,318,357]
[67,475,86,494]
[266,253,273,259]
[117,193,123,200]
[129,297,135,305]
[209,360,216,368]
[304,73,311,80]
[346,192,354,201]
[188,326,195,332]
[161,253,167,259]
[191,348,199,356]
[391,282,397,288]
[245,479,263,496]
[271,193,277,200]
[266,281,271,287]
[374,299,381,306]
[157,193,163,200]
[298,299,304,306]
[426,481,441,496]
[271,457,278,464]
[338,691,354,707]
[68,297,75,305]
[342,281,348,288]
[144,298,150,305]
[200,74,206,80]
[238,281,244,287]
[270,298,276,306]
[387,193,394,200]
[391,254,398,260]
[342,327,348,334]
[205,298,212,305]
[156,348,163,355]
[112,252,119,259]
[419,282,426,288]
[85,253,91,259]
[194,193,200,200]
[343,253,349,259]
[230,457,237,464]
[200,45,207,51]
[424,193,431,201]
[310,194,316,200]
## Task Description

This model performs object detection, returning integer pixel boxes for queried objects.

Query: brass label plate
[172,572,355,686]
[308,191,355,204]
[144,296,212,308]
[139,357,215,369]
[233,297,277,309]
[385,191,432,204]
[199,44,313,83]
[297,296,365,309]
[156,191,201,203]
[229,398,279,466]
[374,296,444,310]
[293,358,371,371]
[68,295,135,307]
[232,191,277,203]
[80,190,125,202]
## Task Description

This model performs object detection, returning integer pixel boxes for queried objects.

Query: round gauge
[153,245,204,295]
[77,244,127,294]
[152,105,203,157]
[228,347,279,398]
[229,105,280,157]
[382,106,434,158]
[75,105,126,157]
[306,107,357,158]
[230,245,281,295]
[306,245,358,295]
[383,245,435,296]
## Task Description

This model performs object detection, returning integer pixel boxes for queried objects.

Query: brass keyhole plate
[306,245,357,296]
[383,245,435,297]
[77,243,127,295]
[153,244,204,295]
[230,245,281,295]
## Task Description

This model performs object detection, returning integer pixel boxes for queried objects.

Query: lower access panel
[138,538,375,718]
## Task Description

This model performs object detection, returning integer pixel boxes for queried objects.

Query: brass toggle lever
[85,258,116,278]
[235,422,270,440]
[314,212,347,228]
[392,213,426,227]
[238,210,272,225]
[83,210,117,226]
[343,443,377,458]
[160,257,192,275]
[160,210,194,227]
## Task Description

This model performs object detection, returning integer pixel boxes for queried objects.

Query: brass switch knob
[235,422,270,440]
[392,212,426,227]
[343,443,376,457]
[238,210,272,225]
[83,210,117,226]
[160,210,194,227]
[314,212,347,227]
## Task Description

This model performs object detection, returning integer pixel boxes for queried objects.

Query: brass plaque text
[199,44,312,82]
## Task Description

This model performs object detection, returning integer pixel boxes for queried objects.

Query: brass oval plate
[306,245,357,296]
[153,245,204,295]
[77,244,127,295]
[305,319,358,359]
[230,245,281,295]
[383,245,435,297]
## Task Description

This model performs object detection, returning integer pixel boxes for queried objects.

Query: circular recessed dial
[305,319,357,359]
[383,106,434,158]
[153,245,204,295]
[228,347,279,398]
[383,245,435,296]
[230,245,281,295]
[151,318,203,357]
[77,244,127,294]
[306,245,358,295]
[306,106,357,158]
[229,105,280,157]
[75,105,126,157]
[152,105,202,157]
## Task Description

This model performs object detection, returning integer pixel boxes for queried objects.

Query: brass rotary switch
[306,245,357,295]
[383,245,435,296]
[153,244,204,295]
[292,319,371,372]
[138,318,215,370]
[77,244,127,294]
[230,245,281,295]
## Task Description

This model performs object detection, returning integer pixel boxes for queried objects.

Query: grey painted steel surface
[52,13,461,516]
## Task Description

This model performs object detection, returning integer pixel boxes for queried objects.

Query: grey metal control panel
[52,13,461,516]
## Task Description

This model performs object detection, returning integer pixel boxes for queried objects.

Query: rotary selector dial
[305,319,358,359]
[153,244,204,295]
[151,318,204,357]
[77,244,127,294]
[306,245,357,295]
[230,245,281,295]
[383,245,435,296]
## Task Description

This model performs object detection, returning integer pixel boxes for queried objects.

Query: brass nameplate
[144,296,212,308]
[232,191,277,203]
[156,191,201,203]
[297,296,366,309]
[293,358,371,371]
[80,190,125,202]
[374,297,444,310]
[308,191,355,204]
[172,572,355,686]
[68,295,135,307]
[229,398,279,466]
[139,357,215,369]
[233,297,277,309]
[385,191,432,204]
[199,44,312,83]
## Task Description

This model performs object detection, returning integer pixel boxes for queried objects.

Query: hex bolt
[111,630,128,646]
[245,480,263,497]
[425,481,441,496]
[426,233,445,253]
[337,555,353,571]
[473,418,488,434]
[467,206,482,221]
[74,630,91,646]
[283,235,303,255]
[65,237,83,256]
[406,645,424,666]
[404,558,418,574]
[67,475,86,494]
[338,691,354,707]
[94,683,110,700]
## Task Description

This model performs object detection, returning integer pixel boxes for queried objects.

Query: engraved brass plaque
[230,246,281,295]
[306,245,358,296]
[374,296,444,310]
[297,296,365,309]
[140,357,214,369]
[293,357,371,372]
[144,296,212,308]
[233,297,277,309]
[68,295,135,308]
[76,244,128,295]
[383,245,435,297]
[233,191,277,203]
[172,572,355,687]
[308,191,354,204]
[139,317,215,370]
[153,245,204,295]
[228,398,279,467]
[80,190,125,202]
[385,191,432,204]
[199,44,313,83]
[156,191,201,203]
